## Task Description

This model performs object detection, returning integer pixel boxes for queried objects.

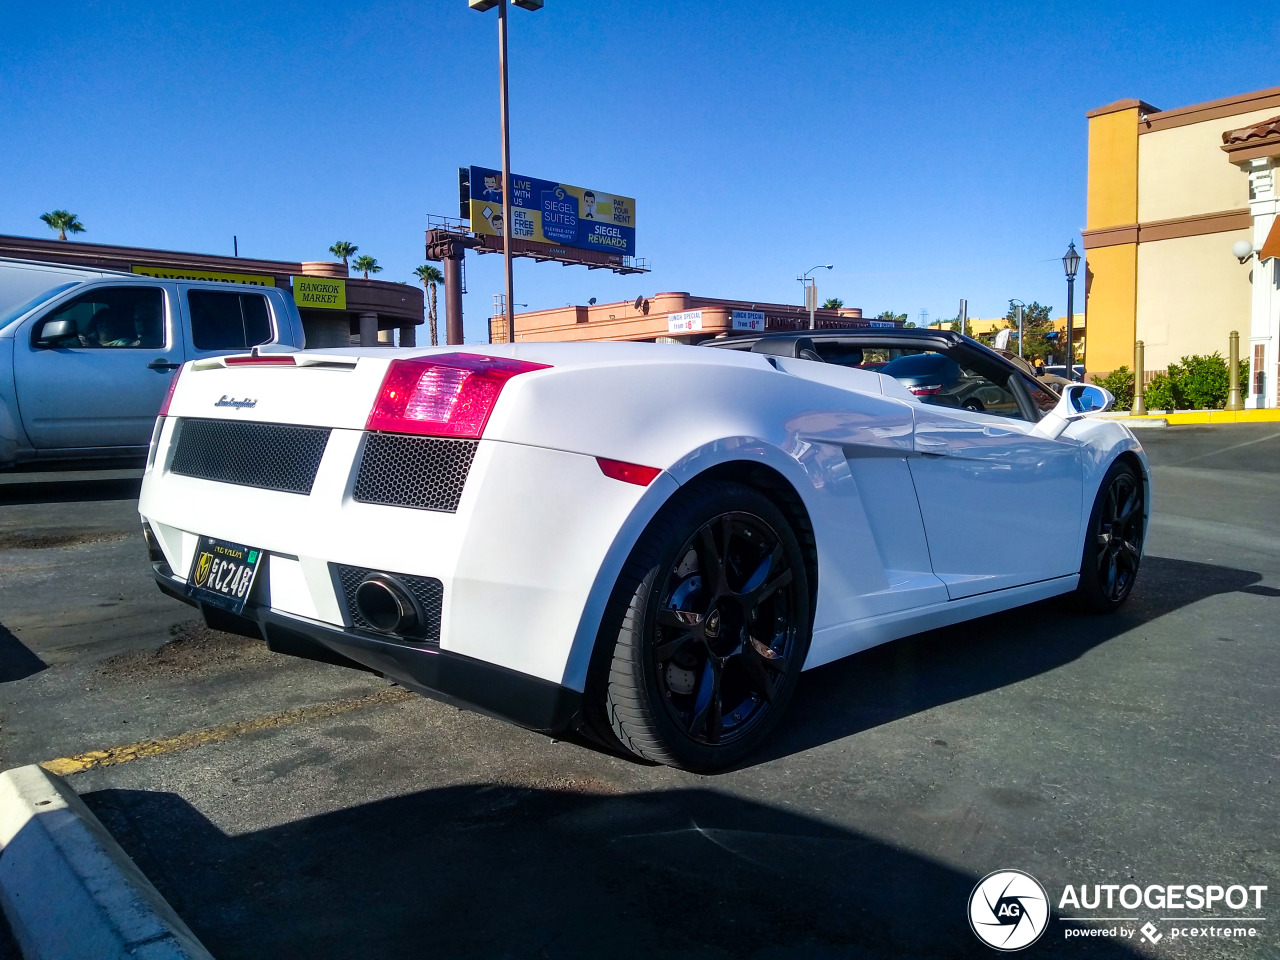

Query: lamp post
[469,0,543,340]
[1062,241,1081,381]
[797,264,832,329]
[1008,298,1025,358]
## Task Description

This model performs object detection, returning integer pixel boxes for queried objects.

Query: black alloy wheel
[600,481,811,771]
[1076,460,1144,611]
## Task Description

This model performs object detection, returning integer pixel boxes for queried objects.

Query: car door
[905,362,1083,600]
[13,284,184,449]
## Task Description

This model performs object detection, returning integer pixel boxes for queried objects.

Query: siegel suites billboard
[468,165,636,258]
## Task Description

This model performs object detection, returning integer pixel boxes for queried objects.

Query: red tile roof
[1222,115,1280,144]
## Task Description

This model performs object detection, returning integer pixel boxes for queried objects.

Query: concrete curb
[0,764,213,960]
[1119,417,1169,429]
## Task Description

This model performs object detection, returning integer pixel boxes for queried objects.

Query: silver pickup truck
[0,258,306,469]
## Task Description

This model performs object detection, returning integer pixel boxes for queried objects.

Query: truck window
[37,286,165,348]
[187,290,273,351]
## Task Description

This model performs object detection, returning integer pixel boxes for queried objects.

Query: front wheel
[1076,460,1144,612]
[601,481,811,772]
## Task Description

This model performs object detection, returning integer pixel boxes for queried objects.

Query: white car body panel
[138,339,1149,729]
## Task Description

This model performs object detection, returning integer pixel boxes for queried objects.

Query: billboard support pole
[444,249,465,346]
[497,0,516,339]
[426,229,480,346]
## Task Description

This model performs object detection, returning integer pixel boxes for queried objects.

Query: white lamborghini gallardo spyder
[140,329,1148,771]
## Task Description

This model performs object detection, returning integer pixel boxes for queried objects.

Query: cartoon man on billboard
[482,174,502,200]
[582,191,596,219]
[481,206,504,236]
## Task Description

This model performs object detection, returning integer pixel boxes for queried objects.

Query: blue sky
[2,1,1277,340]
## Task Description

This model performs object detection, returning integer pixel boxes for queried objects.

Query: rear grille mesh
[171,418,331,494]
[353,434,477,512]
[332,563,443,644]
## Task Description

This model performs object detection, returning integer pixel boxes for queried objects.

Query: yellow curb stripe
[1122,409,1280,425]
[40,686,415,776]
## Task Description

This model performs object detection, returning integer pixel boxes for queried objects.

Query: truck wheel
[601,481,811,772]
[1076,460,1144,612]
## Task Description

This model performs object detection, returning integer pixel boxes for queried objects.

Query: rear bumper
[153,563,582,735]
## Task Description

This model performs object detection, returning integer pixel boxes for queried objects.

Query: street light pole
[797,264,832,330]
[1062,241,1081,381]
[1009,298,1025,358]
[470,0,542,340]
[496,0,514,338]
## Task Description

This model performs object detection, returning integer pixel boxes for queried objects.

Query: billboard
[468,165,636,257]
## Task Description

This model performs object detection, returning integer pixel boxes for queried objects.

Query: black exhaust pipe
[353,576,420,635]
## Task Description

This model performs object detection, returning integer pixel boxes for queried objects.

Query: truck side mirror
[36,318,77,346]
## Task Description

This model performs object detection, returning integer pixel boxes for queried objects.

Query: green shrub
[1174,354,1230,409]
[1144,372,1176,410]
[1139,353,1251,410]
[1095,365,1134,410]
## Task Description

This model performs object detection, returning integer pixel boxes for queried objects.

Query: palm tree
[414,265,444,346]
[329,241,358,267]
[351,255,381,280]
[40,210,85,240]
[822,298,844,309]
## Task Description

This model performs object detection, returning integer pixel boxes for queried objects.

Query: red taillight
[366,354,550,439]
[225,355,296,366]
[158,363,184,417]
[597,457,662,486]
[908,384,942,396]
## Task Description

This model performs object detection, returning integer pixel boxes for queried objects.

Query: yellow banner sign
[131,265,275,286]
[292,276,347,310]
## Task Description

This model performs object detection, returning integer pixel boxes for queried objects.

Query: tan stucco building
[1084,86,1280,406]
[492,292,871,344]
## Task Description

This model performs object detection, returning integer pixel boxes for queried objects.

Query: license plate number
[186,536,263,614]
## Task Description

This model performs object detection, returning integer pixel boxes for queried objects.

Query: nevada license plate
[186,536,263,614]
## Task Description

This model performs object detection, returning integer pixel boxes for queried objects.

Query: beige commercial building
[491,292,871,344]
[1084,85,1280,406]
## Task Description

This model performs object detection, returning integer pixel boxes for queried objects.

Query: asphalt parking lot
[2,426,1277,959]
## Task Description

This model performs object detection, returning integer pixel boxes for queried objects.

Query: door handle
[148,359,181,371]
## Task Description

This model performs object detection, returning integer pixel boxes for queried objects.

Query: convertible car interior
[714,330,1059,417]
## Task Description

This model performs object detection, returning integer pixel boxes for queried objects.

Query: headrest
[749,336,819,359]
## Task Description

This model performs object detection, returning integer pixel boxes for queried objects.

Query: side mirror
[36,318,77,345]
[1062,383,1113,415]
[1032,383,1115,440]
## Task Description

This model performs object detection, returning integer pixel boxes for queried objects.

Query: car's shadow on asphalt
[753,554,1267,769]
[0,622,46,682]
[83,783,1144,960]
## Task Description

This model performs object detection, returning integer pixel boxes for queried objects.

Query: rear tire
[1075,460,1144,612]
[599,481,811,772]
